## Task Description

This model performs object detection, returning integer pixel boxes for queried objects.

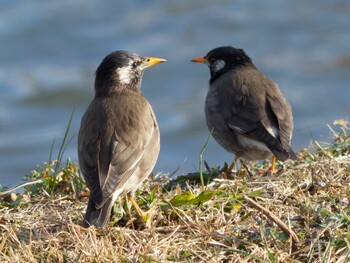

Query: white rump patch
[116,67,132,84]
[212,60,226,72]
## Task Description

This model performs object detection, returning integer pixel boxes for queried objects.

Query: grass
[0,119,349,262]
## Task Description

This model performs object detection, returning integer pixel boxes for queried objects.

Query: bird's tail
[287,147,298,160]
[242,123,296,162]
[83,197,114,228]
[270,148,289,161]
[271,146,298,162]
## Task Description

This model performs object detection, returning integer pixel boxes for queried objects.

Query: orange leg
[128,195,145,218]
[270,156,276,173]
[227,155,240,172]
[257,156,276,174]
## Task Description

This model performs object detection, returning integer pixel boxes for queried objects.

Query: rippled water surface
[1,1,350,186]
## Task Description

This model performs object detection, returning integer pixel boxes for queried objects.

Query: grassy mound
[0,120,349,262]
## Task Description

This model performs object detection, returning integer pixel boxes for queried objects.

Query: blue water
[1,0,350,187]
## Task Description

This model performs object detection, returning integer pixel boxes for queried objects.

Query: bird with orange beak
[192,46,297,174]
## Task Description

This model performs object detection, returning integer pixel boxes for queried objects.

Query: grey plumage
[192,46,297,168]
[78,51,165,227]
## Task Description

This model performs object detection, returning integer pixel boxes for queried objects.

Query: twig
[244,195,300,248]
[0,179,44,196]
[306,223,331,259]
[41,217,69,226]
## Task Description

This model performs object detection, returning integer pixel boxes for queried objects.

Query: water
[1,0,350,187]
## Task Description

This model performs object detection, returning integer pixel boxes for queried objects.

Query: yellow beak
[143,57,167,68]
[191,56,207,64]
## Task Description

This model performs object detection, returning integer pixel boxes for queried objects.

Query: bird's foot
[128,195,149,221]
[257,156,277,175]
[257,169,272,176]
[220,170,236,180]
[257,165,279,176]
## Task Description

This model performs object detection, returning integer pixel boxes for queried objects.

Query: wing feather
[219,69,294,160]
[78,92,156,209]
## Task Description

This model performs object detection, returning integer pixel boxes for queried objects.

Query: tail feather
[288,147,298,161]
[271,148,289,161]
[83,197,114,228]
[271,146,298,162]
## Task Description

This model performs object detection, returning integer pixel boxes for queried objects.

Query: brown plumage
[78,51,166,227]
[191,46,297,172]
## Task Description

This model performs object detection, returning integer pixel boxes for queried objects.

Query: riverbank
[0,120,349,262]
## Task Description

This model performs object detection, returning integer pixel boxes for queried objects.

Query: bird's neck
[209,63,255,84]
[94,80,142,97]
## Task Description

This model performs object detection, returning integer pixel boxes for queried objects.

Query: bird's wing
[264,83,294,151]
[221,70,290,160]
[78,94,156,208]
[78,127,104,206]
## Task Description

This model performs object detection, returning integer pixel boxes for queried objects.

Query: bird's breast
[205,86,238,152]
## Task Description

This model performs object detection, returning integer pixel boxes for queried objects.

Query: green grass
[0,119,349,262]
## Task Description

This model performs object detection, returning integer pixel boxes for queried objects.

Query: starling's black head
[191,46,255,83]
[94,50,166,96]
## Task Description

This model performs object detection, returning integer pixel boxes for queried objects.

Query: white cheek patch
[212,60,225,72]
[116,67,132,84]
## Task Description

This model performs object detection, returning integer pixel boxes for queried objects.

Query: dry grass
[0,120,350,262]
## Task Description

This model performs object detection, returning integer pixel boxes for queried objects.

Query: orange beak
[191,56,207,64]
